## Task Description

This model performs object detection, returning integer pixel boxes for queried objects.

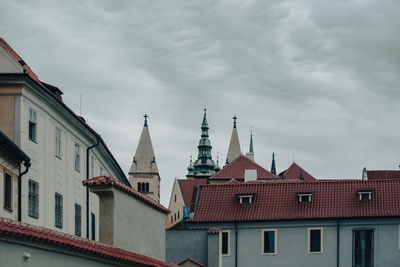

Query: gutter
[86,135,100,239]
[18,160,31,222]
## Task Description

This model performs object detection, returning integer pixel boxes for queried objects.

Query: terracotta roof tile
[178,179,207,206]
[0,217,176,267]
[83,176,169,214]
[207,228,221,234]
[177,258,204,267]
[210,155,279,180]
[279,162,316,181]
[188,179,400,223]
[367,170,400,180]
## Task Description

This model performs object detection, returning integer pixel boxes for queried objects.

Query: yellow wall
[0,86,22,141]
[165,179,185,229]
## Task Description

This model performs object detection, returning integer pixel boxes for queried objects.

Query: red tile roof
[177,258,204,267]
[279,162,316,181]
[83,176,170,214]
[210,154,279,180]
[367,170,400,180]
[207,228,221,234]
[0,217,176,267]
[178,179,207,206]
[188,179,400,223]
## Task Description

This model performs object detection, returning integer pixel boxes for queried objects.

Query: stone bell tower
[129,114,160,202]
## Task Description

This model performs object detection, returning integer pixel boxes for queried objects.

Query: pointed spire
[245,129,254,161]
[129,115,158,174]
[271,152,276,175]
[214,154,221,172]
[226,115,241,164]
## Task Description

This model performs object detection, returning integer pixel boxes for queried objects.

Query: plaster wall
[0,45,23,73]
[166,229,208,265]
[0,153,19,220]
[166,179,185,229]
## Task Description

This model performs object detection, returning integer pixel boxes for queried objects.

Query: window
[90,155,95,177]
[91,212,96,240]
[138,182,142,192]
[358,191,372,201]
[28,179,39,218]
[174,213,176,221]
[55,193,63,228]
[174,194,176,202]
[221,230,230,255]
[55,127,61,158]
[146,182,149,192]
[308,228,323,253]
[353,230,373,267]
[29,108,37,142]
[170,215,173,223]
[298,193,313,203]
[75,204,82,236]
[238,194,254,205]
[74,143,80,171]
[3,173,12,211]
[262,229,277,254]
[178,210,180,219]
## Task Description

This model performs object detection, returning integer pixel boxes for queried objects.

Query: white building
[0,38,130,239]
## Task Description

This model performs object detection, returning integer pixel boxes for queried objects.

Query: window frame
[358,191,373,201]
[261,229,277,255]
[74,143,80,172]
[298,193,313,203]
[352,229,374,267]
[238,194,254,205]
[55,127,62,158]
[54,192,63,229]
[75,203,82,236]
[28,107,37,143]
[307,227,323,254]
[3,172,12,212]
[221,230,231,256]
[28,179,39,219]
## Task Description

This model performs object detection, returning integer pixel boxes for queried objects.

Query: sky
[1,0,400,206]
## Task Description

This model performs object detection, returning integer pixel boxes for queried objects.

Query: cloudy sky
[1,0,400,205]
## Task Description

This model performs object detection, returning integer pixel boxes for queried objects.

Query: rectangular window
[262,229,277,254]
[358,191,372,201]
[221,230,230,256]
[308,228,323,253]
[353,230,373,267]
[55,193,63,228]
[91,212,96,240]
[75,203,82,236]
[298,193,313,203]
[29,108,37,142]
[74,143,80,171]
[90,155,95,177]
[28,179,39,218]
[55,127,61,158]
[238,194,254,205]
[3,172,12,211]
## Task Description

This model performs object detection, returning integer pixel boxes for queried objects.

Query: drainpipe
[86,135,100,238]
[18,160,31,222]
[337,220,340,267]
[235,222,238,267]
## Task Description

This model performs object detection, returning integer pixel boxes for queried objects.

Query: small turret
[245,130,254,161]
[271,152,276,175]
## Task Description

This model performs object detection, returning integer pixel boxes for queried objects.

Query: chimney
[362,167,368,180]
[244,169,257,182]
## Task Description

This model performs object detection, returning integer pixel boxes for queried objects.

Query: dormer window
[358,191,372,201]
[238,194,254,205]
[298,193,313,203]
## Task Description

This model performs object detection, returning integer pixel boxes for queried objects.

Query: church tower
[245,131,254,161]
[226,116,241,165]
[129,114,160,202]
[186,108,218,179]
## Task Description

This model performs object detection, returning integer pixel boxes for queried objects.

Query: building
[129,114,161,202]
[225,116,241,165]
[279,161,316,181]
[362,167,400,180]
[0,130,30,221]
[167,179,400,266]
[0,38,129,239]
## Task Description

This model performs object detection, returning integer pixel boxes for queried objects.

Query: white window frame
[358,191,372,201]
[220,230,231,256]
[55,127,61,158]
[28,107,37,143]
[261,229,277,255]
[307,227,323,254]
[238,194,254,205]
[298,193,313,203]
[74,143,80,172]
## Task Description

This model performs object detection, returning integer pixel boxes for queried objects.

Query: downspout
[235,222,238,267]
[18,160,31,222]
[337,220,340,267]
[86,135,100,238]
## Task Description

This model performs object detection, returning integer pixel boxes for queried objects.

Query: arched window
[178,211,180,219]
[138,183,141,192]
[146,183,149,192]
[174,213,176,221]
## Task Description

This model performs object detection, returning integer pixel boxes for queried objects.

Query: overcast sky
[1,0,400,205]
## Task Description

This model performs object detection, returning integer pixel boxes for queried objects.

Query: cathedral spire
[245,130,254,161]
[226,115,241,164]
[271,152,276,175]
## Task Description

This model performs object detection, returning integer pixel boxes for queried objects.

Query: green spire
[249,131,254,153]
[271,152,276,175]
[188,108,216,179]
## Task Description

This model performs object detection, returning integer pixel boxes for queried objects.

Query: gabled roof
[0,217,176,267]
[210,154,279,180]
[83,176,169,214]
[367,170,400,180]
[177,258,204,267]
[279,162,316,181]
[188,179,400,223]
[177,179,207,206]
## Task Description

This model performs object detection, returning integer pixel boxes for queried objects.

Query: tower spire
[144,113,148,127]
[271,152,276,175]
[245,129,254,161]
[226,115,241,164]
